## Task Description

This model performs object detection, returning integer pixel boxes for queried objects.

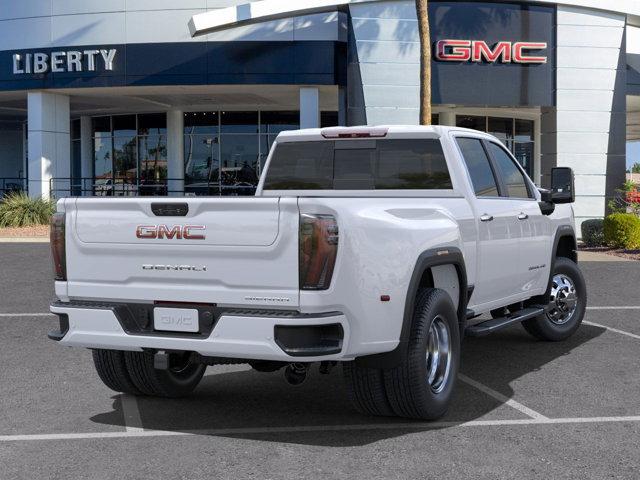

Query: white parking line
[587,306,640,310]
[583,321,640,340]
[121,395,144,433]
[2,415,640,443]
[458,374,548,420]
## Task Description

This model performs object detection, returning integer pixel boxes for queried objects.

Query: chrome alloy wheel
[546,273,578,325]
[425,315,452,394]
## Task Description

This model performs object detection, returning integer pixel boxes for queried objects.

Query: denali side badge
[136,225,206,240]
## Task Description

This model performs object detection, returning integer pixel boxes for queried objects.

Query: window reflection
[184,110,307,196]
[184,135,220,196]
[92,114,167,196]
[113,135,137,196]
[220,135,259,195]
[139,134,167,196]
[89,111,339,197]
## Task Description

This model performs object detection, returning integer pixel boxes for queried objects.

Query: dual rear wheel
[92,350,205,397]
[344,288,460,420]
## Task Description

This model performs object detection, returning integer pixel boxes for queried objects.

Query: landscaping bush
[0,193,55,228]
[603,213,640,250]
[581,219,605,247]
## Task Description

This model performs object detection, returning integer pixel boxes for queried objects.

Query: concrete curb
[578,251,632,262]
[0,237,49,243]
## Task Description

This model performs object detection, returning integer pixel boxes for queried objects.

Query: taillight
[50,212,66,281]
[299,214,338,290]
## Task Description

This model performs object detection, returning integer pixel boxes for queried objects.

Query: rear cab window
[263,139,453,191]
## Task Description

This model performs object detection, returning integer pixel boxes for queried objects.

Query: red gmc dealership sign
[435,40,548,64]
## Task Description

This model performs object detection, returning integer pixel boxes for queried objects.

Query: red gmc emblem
[136,225,206,240]
[435,40,547,64]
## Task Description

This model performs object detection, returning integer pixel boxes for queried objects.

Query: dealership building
[0,0,639,231]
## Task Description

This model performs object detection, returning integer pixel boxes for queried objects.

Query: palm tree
[415,0,431,125]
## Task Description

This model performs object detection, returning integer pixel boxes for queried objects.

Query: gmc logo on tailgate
[136,225,206,240]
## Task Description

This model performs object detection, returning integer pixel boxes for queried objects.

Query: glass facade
[92,114,167,196]
[70,119,81,195]
[183,110,337,196]
[83,110,343,196]
[456,115,535,177]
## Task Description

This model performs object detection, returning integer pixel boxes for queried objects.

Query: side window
[486,142,531,199]
[456,137,499,197]
[375,139,452,190]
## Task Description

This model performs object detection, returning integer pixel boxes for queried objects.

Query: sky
[628,142,640,171]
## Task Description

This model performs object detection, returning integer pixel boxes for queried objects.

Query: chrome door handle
[518,213,529,221]
[480,214,494,222]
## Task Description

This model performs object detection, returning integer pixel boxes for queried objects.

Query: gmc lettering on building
[435,40,547,64]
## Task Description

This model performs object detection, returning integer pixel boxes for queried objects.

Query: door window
[456,138,499,197]
[456,115,535,177]
[486,142,531,199]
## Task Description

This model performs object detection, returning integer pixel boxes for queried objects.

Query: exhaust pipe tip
[284,363,308,386]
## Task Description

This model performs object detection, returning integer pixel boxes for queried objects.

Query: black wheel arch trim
[355,247,468,369]
[526,224,577,307]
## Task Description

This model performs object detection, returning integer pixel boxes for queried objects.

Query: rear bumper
[49,301,352,362]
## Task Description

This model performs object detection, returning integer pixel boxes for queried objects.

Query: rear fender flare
[355,247,468,369]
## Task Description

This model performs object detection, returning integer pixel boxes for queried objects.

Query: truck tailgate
[64,197,300,307]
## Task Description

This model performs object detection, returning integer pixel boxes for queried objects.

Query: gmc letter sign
[136,225,206,240]
[435,40,548,64]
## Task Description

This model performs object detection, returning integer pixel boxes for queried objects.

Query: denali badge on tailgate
[136,225,206,240]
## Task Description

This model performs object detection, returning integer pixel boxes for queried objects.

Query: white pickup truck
[49,126,586,420]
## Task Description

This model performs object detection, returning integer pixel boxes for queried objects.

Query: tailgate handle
[151,203,189,217]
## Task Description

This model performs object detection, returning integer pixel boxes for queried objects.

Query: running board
[465,307,545,337]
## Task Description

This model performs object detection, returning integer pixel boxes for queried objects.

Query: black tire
[522,257,586,341]
[343,362,394,417]
[124,351,206,397]
[383,288,460,420]
[92,349,141,395]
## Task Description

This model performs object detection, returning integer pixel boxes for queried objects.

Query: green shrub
[603,213,640,250]
[580,219,605,247]
[0,193,55,228]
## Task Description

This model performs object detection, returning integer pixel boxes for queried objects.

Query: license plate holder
[153,307,200,333]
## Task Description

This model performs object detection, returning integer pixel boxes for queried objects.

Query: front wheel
[522,257,586,341]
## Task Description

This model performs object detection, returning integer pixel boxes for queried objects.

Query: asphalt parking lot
[0,243,639,479]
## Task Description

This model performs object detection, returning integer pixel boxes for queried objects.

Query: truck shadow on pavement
[90,324,604,447]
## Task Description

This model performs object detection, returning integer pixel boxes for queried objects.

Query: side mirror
[550,167,575,204]
[539,189,552,203]
[537,188,555,216]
